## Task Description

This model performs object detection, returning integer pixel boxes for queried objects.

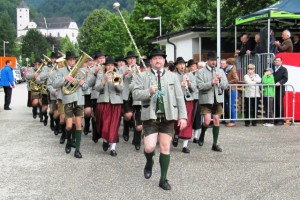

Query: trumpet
[62,50,93,95]
[106,70,122,85]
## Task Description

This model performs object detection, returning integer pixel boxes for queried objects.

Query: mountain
[36,0,134,26]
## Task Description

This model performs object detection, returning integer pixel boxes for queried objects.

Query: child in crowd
[262,68,275,126]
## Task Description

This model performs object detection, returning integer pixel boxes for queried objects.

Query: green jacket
[262,74,275,97]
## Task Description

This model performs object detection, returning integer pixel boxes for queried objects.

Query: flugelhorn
[61,50,93,95]
[106,70,122,85]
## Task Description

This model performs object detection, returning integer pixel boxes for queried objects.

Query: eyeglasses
[248,68,254,70]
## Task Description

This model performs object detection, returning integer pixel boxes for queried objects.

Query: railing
[220,83,295,125]
[236,53,275,81]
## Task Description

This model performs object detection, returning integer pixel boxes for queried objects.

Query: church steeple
[16,0,30,37]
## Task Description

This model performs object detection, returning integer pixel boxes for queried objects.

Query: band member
[196,51,228,152]
[186,59,202,143]
[26,63,34,108]
[115,56,126,73]
[94,57,123,156]
[132,49,187,190]
[172,57,196,153]
[37,52,59,127]
[47,53,64,135]
[53,51,89,158]
[82,59,94,135]
[89,51,106,143]
[119,51,140,142]
[26,58,43,119]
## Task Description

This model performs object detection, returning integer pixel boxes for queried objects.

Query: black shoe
[144,166,152,179]
[33,114,37,119]
[159,179,171,190]
[93,138,98,143]
[252,123,257,126]
[123,133,129,142]
[83,125,89,135]
[182,147,190,153]
[65,144,71,154]
[102,141,109,151]
[54,130,59,135]
[4,107,12,110]
[212,145,222,152]
[245,123,250,127]
[198,140,204,146]
[172,135,179,147]
[60,136,65,144]
[43,116,48,126]
[193,138,198,143]
[135,144,141,151]
[74,150,82,158]
[40,116,43,122]
[110,150,117,157]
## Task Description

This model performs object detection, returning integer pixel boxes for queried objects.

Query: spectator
[244,64,261,126]
[272,57,288,126]
[247,33,263,55]
[220,58,239,127]
[274,30,293,52]
[262,68,275,127]
[0,60,16,110]
[293,34,300,52]
[235,33,253,56]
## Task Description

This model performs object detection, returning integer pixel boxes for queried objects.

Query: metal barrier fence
[236,53,275,81]
[220,83,295,125]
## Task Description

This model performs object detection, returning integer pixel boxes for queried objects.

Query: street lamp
[3,41,9,57]
[143,16,162,37]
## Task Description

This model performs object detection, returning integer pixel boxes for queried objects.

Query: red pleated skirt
[175,100,194,139]
[96,103,122,143]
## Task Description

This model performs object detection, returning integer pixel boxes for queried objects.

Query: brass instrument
[29,59,47,92]
[62,51,93,95]
[130,64,140,78]
[106,70,122,85]
[56,56,66,68]
[182,73,191,98]
[96,63,105,74]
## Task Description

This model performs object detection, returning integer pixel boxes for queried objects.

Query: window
[72,33,74,37]
[58,32,60,37]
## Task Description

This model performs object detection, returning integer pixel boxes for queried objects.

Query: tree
[60,36,79,56]
[0,10,16,56]
[21,29,51,61]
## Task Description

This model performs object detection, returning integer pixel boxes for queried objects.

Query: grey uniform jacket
[82,66,94,95]
[52,66,88,105]
[175,72,197,101]
[119,65,140,101]
[36,65,51,84]
[25,67,35,91]
[94,73,124,104]
[196,66,228,104]
[132,69,187,121]
[191,71,199,100]
[47,70,58,101]
[88,66,101,99]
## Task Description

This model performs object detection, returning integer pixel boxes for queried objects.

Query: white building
[16,0,79,43]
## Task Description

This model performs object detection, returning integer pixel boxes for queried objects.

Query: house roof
[17,0,29,9]
[32,17,76,29]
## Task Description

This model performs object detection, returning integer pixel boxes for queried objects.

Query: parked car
[13,68,22,84]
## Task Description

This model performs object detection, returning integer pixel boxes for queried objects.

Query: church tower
[16,0,30,37]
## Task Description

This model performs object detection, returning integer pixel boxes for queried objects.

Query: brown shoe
[226,123,236,127]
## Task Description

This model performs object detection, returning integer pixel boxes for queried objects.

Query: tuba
[106,70,122,86]
[61,51,93,95]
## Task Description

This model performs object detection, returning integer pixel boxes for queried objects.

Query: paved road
[0,83,299,200]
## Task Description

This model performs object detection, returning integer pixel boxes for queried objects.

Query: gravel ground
[0,83,299,200]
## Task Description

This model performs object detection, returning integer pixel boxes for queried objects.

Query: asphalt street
[0,83,299,200]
